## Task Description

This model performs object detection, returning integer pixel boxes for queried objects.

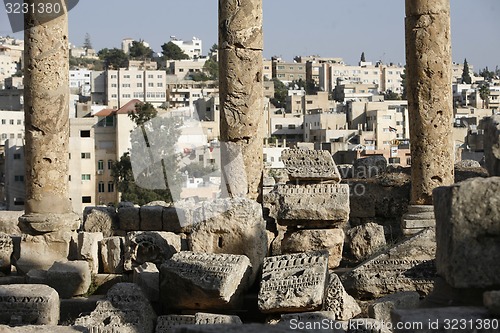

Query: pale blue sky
[1,1,499,70]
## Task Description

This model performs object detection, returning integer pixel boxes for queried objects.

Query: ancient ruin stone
[323,273,361,321]
[483,115,500,176]
[258,251,329,313]
[156,315,196,333]
[118,206,140,231]
[483,291,500,316]
[267,184,350,228]
[26,269,48,284]
[18,213,80,234]
[455,160,481,169]
[0,233,13,274]
[163,199,199,233]
[123,231,181,271]
[347,318,390,333]
[194,313,242,325]
[0,211,23,235]
[83,206,118,237]
[133,262,159,302]
[0,284,59,325]
[281,149,341,182]
[279,311,345,331]
[434,177,500,288]
[166,323,312,333]
[0,326,90,332]
[75,283,156,333]
[100,236,124,274]
[400,205,435,236]
[189,197,267,283]
[47,261,91,299]
[368,291,420,322]
[352,156,388,179]
[78,232,103,274]
[281,229,344,269]
[160,252,251,310]
[346,223,386,261]
[342,229,436,298]
[140,205,164,231]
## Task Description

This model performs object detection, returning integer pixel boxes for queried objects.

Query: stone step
[407,205,435,214]
[402,212,435,220]
[401,219,436,229]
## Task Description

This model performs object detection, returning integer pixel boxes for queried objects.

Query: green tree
[209,43,218,56]
[203,57,219,80]
[360,52,366,62]
[83,33,92,50]
[98,48,128,69]
[180,162,217,178]
[270,78,288,109]
[129,40,154,59]
[400,66,407,100]
[384,90,401,100]
[461,59,472,84]
[161,41,190,60]
[479,84,490,108]
[479,67,495,81]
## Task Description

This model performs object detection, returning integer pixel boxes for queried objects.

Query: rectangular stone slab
[258,251,329,313]
[281,149,341,182]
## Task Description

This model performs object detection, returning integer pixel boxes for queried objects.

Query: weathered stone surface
[392,307,497,333]
[140,205,163,231]
[342,229,436,298]
[483,115,500,176]
[347,318,391,333]
[133,262,159,302]
[78,232,103,274]
[0,284,59,325]
[0,326,89,332]
[194,313,242,325]
[168,323,311,333]
[25,269,47,284]
[483,291,500,316]
[47,261,91,299]
[117,207,140,231]
[266,184,350,228]
[281,229,344,269]
[0,233,13,274]
[281,149,341,182]
[434,177,500,288]
[455,159,481,169]
[0,211,23,235]
[324,273,361,321]
[100,236,124,274]
[279,311,346,332]
[368,291,420,322]
[258,251,329,313]
[163,199,199,233]
[83,206,117,237]
[346,223,386,261]
[400,205,435,236]
[189,197,267,283]
[123,231,181,271]
[353,156,388,179]
[75,283,156,333]
[160,252,251,310]
[156,313,242,331]
[18,213,80,234]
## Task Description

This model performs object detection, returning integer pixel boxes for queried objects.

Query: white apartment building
[0,54,18,88]
[380,65,405,93]
[170,37,202,59]
[3,138,25,210]
[0,110,24,145]
[167,59,208,80]
[304,111,349,144]
[319,61,381,93]
[166,76,218,110]
[69,70,92,96]
[365,101,409,150]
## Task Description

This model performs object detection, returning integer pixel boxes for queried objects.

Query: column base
[401,205,435,236]
[19,212,81,235]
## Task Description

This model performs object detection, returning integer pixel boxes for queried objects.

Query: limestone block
[0,233,13,274]
[163,199,199,233]
[160,252,251,310]
[279,311,346,332]
[0,284,59,325]
[0,326,90,332]
[368,292,420,322]
[77,232,103,274]
[166,323,313,333]
[346,223,386,261]
[483,291,500,316]
[26,269,48,284]
[75,283,156,333]
[434,177,500,288]
[117,206,140,231]
[281,229,344,269]
[455,160,481,169]
[83,206,117,237]
[47,261,91,299]
[342,229,436,298]
[0,211,23,235]
[352,156,387,179]
[157,313,242,332]
[483,115,500,176]
[18,213,81,234]
[194,313,242,325]
[123,231,181,271]
[268,184,350,228]
[324,273,361,321]
[258,251,329,313]
[140,205,163,231]
[133,262,159,302]
[189,197,267,283]
[100,236,124,274]
[281,149,341,182]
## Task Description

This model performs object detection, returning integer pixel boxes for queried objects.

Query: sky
[1,0,499,71]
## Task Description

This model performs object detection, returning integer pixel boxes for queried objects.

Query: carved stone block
[160,252,251,310]
[100,236,124,274]
[47,261,91,299]
[156,313,242,332]
[0,233,13,274]
[258,251,329,313]
[323,273,361,321]
[83,206,118,237]
[77,232,103,274]
[281,149,341,182]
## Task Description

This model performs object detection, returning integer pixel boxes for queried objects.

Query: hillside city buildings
[0,36,499,212]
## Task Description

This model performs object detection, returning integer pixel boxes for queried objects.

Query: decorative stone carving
[123,231,181,271]
[258,251,329,313]
[0,284,59,325]
[0,233,13,274]
[75,283,156,333]
[346,223,386,261]
[100,236,124,274]
[47,261,91,299]
[323,273,361,321]
[160,252,251,310]
[281,149,341,182]
[434,177,500,288]
[156,312,242,332]
[342,229,436,298]
[83,206,117,238]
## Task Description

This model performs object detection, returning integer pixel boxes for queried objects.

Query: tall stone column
[405,0,454,205]
[17,1,79,272]
[219,0,264,201]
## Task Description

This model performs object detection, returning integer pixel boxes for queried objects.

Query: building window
[157,83,163,87]
[80,130,91,138]
[9,134,14,139]
[98,182,105,193]
[148,83,154,87]
[1,134,6,139]
[17,133,22,138]
[14,175,24,182]
[13,153,21,159]
[108,182,115,193]
[97,160,104,171]
[123,75,130,79]
[108,160,113,170]
[136,75,142,79]
[288,124,296,129]
[81,174,91,181]
[137,83,143,88]
[17,119,21,125]
[81,152,91,159]
[275,124,282,129]
[1,119,5,124]
[148,74,154,78]
[82,196,92,203]
[9,119,14,125]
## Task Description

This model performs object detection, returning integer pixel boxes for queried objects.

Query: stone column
[405,0,454,205]
[20,3,79,235]
[219,0,264,201]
